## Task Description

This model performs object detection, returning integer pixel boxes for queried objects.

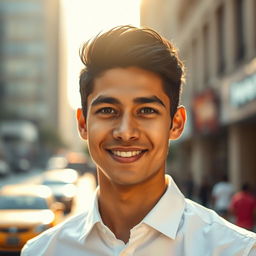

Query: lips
[106,148,147,163]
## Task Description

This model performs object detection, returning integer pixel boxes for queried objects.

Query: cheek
[87,118,108,138]
[86,120,102,152]
[146,120,171,140]
[86,119,112,156]
[146,120,171,151]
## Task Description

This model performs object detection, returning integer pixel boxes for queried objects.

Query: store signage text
[230,73,256,107]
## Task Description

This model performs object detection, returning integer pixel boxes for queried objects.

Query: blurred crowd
[181,174,256,232]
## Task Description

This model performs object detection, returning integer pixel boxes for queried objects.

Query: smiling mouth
[111,150,143,158]
[107,149,147,162]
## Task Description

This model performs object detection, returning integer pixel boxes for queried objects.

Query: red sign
[192,89,219,134]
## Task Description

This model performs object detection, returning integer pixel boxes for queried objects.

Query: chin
[102,172,144,187]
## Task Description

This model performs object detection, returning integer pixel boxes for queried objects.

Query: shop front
[221,59,256,190]
[191,88,226,187]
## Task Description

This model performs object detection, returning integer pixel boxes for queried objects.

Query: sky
[61,0,141,109]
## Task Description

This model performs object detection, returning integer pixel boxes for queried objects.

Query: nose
[113,113,139,141]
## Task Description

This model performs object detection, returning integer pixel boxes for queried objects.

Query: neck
[97,172,168,243]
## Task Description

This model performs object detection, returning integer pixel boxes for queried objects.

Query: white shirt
[212,181,235,210]
[21,175,256,256]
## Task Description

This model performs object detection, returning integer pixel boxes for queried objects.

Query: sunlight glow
[61,0,141,109]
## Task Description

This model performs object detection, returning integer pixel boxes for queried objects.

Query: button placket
[118,227,142,256]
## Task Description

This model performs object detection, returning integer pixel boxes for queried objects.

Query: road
[0,170,97,215]
[0,169,44,189]
[0,169,97,256]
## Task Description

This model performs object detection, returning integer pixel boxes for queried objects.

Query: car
[40,168,79,214]
[46,155,68,170]
[0,184,64,252]
[0,159,10,177]
[65,151,89,175]
[11,158,31,173]
[0,140,11,177]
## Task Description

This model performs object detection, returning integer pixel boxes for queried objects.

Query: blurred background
[0,0,256,254]
[140,0,256,200]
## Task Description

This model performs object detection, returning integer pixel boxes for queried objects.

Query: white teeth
[111,150,142,158]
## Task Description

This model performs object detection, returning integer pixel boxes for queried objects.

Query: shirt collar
[80,187,102,240]
[81,174,185,241]
[142,174,185,239]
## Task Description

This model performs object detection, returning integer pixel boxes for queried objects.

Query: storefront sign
[230,73,256,107]
[192,89,219,134]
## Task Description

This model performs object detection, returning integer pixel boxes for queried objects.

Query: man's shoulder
[21,211,89,256]
[182,199,256,253]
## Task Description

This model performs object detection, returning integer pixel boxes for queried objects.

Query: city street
[0,169,97,216]
[0,169,97,256]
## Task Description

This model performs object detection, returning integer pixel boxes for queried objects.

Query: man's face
[77,67,185,186]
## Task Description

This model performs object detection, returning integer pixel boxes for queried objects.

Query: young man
[21,25,256,256]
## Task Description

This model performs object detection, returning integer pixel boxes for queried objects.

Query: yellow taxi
[0,184,64,252]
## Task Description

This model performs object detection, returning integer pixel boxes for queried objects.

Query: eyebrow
[133,96,166,108]
[91,96,121,106]
[91,95,166,108]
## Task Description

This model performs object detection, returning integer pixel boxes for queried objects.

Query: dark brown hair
[79,25,185,118]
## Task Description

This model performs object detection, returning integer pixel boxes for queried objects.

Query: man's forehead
[93,67,164,89]
[87,67,170,107]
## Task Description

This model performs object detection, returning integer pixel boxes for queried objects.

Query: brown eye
[96,107,116,115]
[139,107,158,114]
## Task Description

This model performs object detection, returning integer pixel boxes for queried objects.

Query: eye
[139,107,159,115]
[96,107,117,115]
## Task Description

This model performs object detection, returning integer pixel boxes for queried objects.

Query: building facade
[141,0,256,193]
[0,0,61,164]
[0,0,60,131]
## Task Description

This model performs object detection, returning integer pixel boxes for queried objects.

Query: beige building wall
[141,0,256,191]
[43,0,60,127]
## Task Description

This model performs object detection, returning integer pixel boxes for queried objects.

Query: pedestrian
[183,171,194,199]
[211,174,235,219]
[229,183,256,231]
[198,176,211,207]
[21,25,256,256]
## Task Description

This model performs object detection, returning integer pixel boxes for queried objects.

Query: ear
[169,106,186,140]
[76,108,87,140]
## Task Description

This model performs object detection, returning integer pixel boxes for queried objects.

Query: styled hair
[79,25,185,118]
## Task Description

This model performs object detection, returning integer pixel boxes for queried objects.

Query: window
[5,81,38,97]
[0,1,42,15]
[203,24,209,83]
[216,5,225,74]
[3,42,45,57]
[191,39,198,91]
[234,0,245,61]
[4,58,43,78]
[6,18,43,40]
[6,101,48,119]
[254,0,256,50]
[178,0,198,25]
